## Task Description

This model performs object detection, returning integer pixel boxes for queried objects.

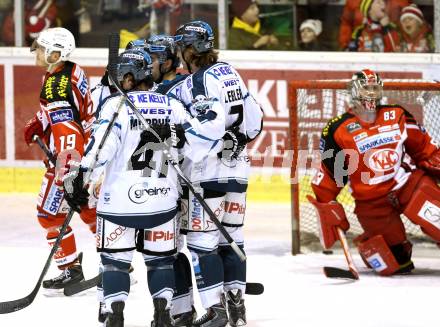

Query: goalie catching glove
[419,149,440,178]
[140,123,186,149]
[306,195,350,249]
[218,126,247,160]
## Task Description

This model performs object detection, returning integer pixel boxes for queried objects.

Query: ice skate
[192,303,227,327]
[151,298,174,327]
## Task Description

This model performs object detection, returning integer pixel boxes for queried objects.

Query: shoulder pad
[322,113,353,137]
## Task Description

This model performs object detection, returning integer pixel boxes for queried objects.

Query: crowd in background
[0,0,435,52]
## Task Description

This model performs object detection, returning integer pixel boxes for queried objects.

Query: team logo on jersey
[49,108,74,125]
[346,122,361,133]
[128,182,171,204]
[353,132,368,142]
[356,130,400,153]
[43,185,64,215]
[319,139,326,152]
[418,200,440,227]
[368,149,400,172]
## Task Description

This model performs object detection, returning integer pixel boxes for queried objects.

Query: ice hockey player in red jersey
[23,27,96,290]
[309,69,440,276]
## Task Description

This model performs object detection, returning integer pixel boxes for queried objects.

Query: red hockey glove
[419,150,440,178]
[24,116,44,145]
[307,195,350,249]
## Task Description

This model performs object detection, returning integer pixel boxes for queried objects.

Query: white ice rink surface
[1,194,440,327]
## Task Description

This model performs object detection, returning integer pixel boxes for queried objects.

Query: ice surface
[0,195,439,327]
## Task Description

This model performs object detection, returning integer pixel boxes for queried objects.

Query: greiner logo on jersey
[49,108,74,125]
[356,130,401,153]
[128,182,171,204]
[368,149,400,172]
[43,185,64,215]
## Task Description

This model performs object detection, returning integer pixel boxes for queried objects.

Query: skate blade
[42,288,65,297]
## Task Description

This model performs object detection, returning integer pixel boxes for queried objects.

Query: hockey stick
[323,227,359,280]
[107,33,246,262]
[0,44,125,313]
[64,271,263,296]
[34,135,56,165]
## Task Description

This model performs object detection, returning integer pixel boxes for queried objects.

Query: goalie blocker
[306,195,349,249]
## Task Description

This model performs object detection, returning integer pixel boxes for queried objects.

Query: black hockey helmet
[116,49,153,85]
[174,20,214,53]
[146,34,180,69]
[125,38,148,51]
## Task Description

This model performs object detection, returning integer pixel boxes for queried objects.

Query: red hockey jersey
[312,105,438,203]
[36,61,94,158]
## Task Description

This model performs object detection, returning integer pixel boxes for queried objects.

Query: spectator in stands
[228,0,280,50]
[399,4,434,53]
[298,19,328,51]
[339,0,409,50]
[2,0,57,46]
[119,22,150,49]
[348,0,400,52]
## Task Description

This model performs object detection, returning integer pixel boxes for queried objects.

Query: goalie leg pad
[357,235,401,276]
[403,175,440,242]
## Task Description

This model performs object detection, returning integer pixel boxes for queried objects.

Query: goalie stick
[106,33,246,262]
[0,37,124,313]
[323,227,359,280]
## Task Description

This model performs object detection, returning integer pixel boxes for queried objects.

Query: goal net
[288,80,440,255]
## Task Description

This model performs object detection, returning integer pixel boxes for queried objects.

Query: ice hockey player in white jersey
[146,34,197,326]
[174,20,264,327]
[63,48,220,327]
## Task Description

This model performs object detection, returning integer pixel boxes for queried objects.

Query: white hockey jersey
[178,61,263,192]
[82,90,214,228]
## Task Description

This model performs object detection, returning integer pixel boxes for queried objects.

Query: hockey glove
[218,126,247,160]
[419,149,440,178]
[140,123,186,149]
[63,164,89,213]
[24,116,44,145]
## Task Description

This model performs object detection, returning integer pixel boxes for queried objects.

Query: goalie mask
[174,20,214,54]
[116,49,153,87]
[349,69,383,123]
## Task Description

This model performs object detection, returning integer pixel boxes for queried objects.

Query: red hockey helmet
[349,69,383,123]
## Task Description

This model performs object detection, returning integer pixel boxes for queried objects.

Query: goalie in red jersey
[308,69,440,276]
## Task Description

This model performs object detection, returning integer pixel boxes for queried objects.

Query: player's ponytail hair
[188,48,218,68]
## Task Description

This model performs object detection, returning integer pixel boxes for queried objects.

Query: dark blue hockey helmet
[146,34,180,68]
[174,20,215,53]
[116,49,153,85]
[125,38,148,51]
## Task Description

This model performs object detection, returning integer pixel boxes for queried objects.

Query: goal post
[288,79,440,255]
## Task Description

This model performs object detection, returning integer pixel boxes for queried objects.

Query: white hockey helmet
[33,27,75,64]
